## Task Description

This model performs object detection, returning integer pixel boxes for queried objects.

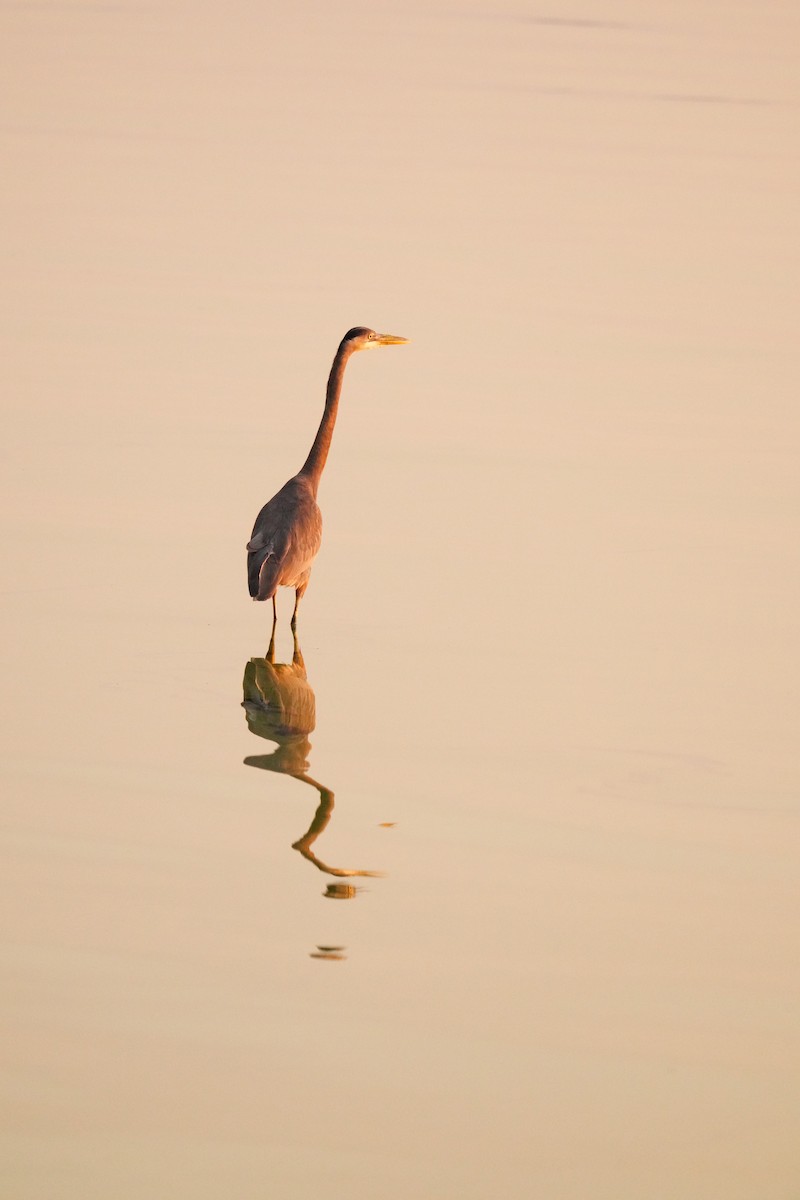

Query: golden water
[2,2,798,1196]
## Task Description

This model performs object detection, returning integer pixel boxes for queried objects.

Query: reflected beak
[377,332,410,346]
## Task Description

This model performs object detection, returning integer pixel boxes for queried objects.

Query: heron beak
[377,333,410,346]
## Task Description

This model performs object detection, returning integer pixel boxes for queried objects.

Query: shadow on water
[242,624,385,896]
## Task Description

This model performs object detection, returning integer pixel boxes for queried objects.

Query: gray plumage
[246,325,408,627]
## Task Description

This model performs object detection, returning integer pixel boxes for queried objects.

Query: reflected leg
[291,623,305,672]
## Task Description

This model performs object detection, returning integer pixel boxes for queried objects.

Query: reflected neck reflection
[242,626,383,885]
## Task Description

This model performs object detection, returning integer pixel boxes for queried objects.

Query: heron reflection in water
[242,625,384,884]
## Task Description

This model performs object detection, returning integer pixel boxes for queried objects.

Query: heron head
[342,326,410,351]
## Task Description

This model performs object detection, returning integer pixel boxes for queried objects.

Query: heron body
[246,325,408,626]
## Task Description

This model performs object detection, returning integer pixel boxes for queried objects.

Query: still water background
[2,2,798,1196]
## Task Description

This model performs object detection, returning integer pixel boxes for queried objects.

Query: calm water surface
[2,2,798,1196]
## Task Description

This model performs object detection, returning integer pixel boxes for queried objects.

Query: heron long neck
[299,341,354,494]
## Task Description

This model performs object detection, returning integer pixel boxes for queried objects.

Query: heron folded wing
[247,532,280,599]
[247,527,295,599]
[253,551,284,601]
[246,530,272,554]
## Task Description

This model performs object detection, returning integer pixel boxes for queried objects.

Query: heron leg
[290,586,305,632]
[266,610,277,663]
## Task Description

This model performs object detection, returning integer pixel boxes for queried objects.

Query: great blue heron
[246,326,409,626]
